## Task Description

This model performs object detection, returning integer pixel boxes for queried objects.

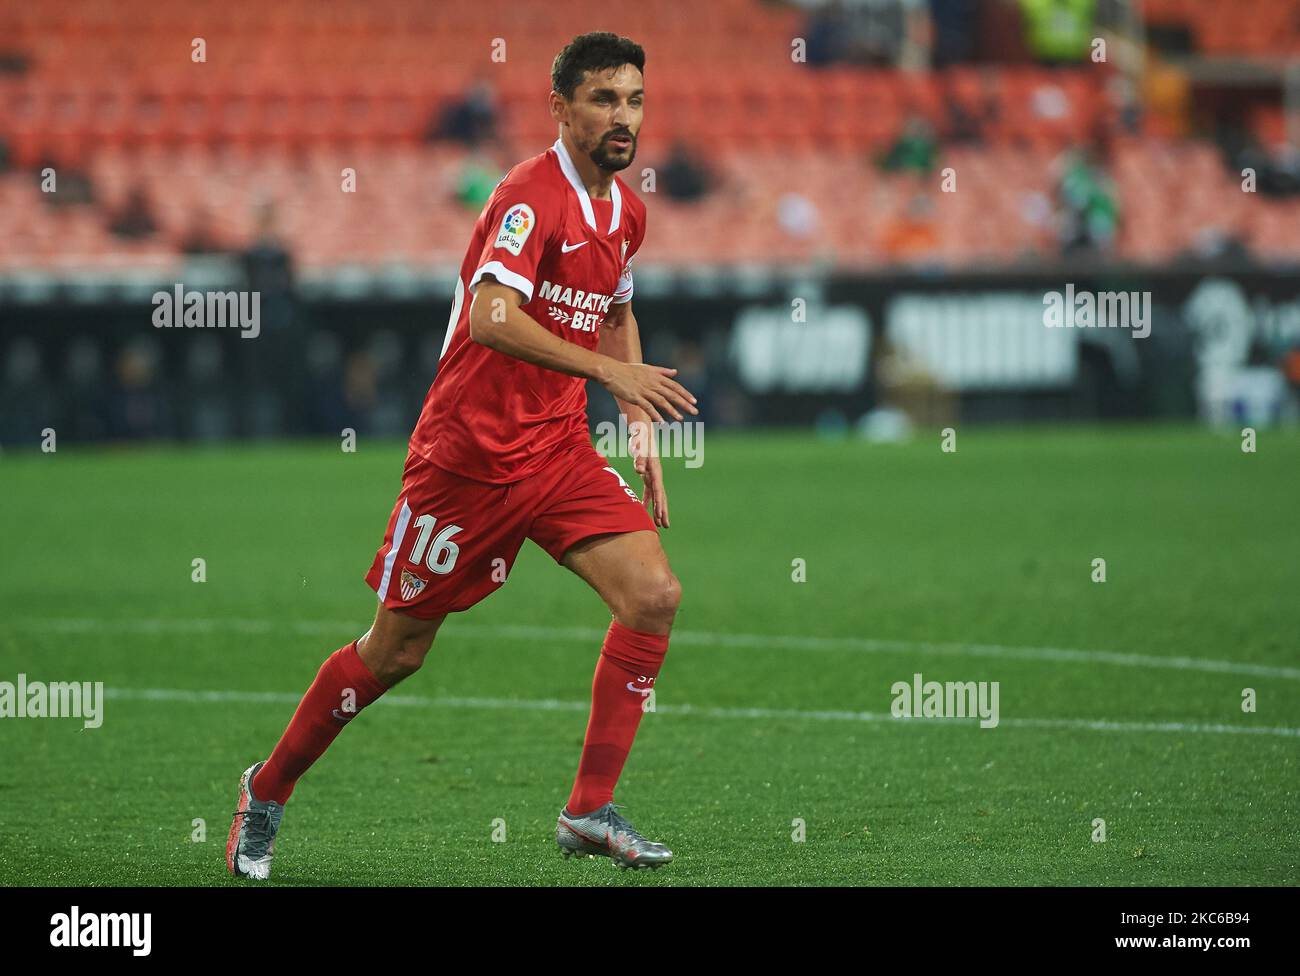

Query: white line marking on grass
[101,687,1300,738]
[22,616,1300,681]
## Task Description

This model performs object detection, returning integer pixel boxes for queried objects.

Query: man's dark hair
[551,32,644,100]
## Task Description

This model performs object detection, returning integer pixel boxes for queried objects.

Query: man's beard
[589,132,637,172]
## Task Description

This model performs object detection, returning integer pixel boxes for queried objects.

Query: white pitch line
[18,616,1300,681]
[99,687,1300,739]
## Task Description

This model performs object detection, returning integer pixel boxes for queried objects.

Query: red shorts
[364,438,655,618]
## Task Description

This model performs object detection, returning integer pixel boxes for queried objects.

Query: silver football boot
[557,802,673,870]
[226,760,285,880]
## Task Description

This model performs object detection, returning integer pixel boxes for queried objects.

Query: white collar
[552,137,621,236]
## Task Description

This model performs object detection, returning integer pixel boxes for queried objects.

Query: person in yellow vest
[1019,0,1096,63]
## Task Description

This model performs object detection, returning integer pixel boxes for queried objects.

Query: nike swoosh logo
[561,240,588,253]
[332,709,354,722]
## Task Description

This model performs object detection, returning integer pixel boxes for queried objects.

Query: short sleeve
[468,187,555,304]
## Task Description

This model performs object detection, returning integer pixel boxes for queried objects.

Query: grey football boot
[557,802,674,870]
[226,760,285,880]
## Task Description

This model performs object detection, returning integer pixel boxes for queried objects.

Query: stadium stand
[0,0,1297,272]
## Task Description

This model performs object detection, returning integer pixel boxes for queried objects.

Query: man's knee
[617,569,682,630]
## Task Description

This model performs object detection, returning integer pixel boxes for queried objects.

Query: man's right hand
[597,361,698,424]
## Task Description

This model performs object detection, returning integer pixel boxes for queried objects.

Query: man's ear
[548,91,567,124]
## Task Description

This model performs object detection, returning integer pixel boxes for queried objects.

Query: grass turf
[0,424,1297,885]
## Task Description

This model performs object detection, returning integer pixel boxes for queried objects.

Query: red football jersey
[410,137,647,484]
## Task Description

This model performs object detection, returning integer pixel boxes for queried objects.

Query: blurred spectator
[929,0,978,67]
[241,202,303,435]
[243,203,294,310]
[1142,51,1192,138]
[453,150,503,211]
[0,338,55,446]
[1018,188,1055,249]
[777,192,821,238]
[880,115,938,173]
[1108,72,1142,135]
[107,184,157,239]
[1219,125,1300,198]
[63,337,109,442]
[0,50,32,74]
[1018,0,1095,65]
[343,349,380,434]
[799,0,931,69]
[304,332,349,436]
[39,160,95,207]
[803,0,855,66]
[977,0,1031,62]
[430,80,498,148]
[1180,226,1253,265]
[1284,347,1300,393]
[880,191,940,263]
[663,337,714,428]
[1030,80,1069,123]
[181,336,234,441]
[365,331,412,436]
[943,68,1001,144]
[660,142,712,202]
[107,339,168,440]
[944,92,983,143]
[1054,146,1118,255]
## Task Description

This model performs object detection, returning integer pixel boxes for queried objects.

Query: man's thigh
[522,440,676,626]
[558,529,674,616]
[364,452,533,617]
[526,441,657,568]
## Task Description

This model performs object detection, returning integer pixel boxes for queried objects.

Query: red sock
[566,620,669,816]
[252,640,387,805]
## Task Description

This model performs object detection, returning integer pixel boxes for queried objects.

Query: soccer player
[227,32,697,878]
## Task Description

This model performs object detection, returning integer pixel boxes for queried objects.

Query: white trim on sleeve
[612,272,634,304]
[469,261,535,304]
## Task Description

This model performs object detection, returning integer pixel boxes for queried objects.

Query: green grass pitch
[1,424,1296,886]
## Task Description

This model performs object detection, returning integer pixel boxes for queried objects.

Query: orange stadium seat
[0,0,1296,270]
